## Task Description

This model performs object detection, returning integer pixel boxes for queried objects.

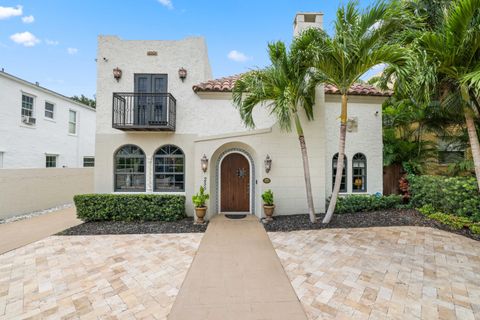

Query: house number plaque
[263,178,271,184]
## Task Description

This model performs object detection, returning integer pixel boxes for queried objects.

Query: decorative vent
[147,51,158,56]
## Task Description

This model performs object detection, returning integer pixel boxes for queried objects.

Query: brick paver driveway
[269,227,480,320]
[0,234,202,319]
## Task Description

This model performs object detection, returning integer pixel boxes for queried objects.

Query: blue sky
[0,0,378,98]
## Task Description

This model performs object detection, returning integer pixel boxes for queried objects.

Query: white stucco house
[95,12,389,219]
[0,70,96,169]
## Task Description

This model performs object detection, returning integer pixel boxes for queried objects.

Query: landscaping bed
[264,209,480,241]
[58,218,208,235]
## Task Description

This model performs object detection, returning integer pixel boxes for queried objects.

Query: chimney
[293,12,323,37]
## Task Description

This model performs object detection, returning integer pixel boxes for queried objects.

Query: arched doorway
[219,152,251,213]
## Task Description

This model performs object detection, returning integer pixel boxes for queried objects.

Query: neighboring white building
[95,12,389,219]
[0,70,96,169]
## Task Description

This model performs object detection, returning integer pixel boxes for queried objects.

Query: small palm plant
[192,186,209,224]
[233,41,318,223]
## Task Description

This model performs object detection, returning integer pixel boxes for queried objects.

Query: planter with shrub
[262,189,275,221]
[192,186,209,224]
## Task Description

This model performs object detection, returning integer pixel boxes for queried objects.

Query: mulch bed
[263,209,480,241]
[58,218,208,236]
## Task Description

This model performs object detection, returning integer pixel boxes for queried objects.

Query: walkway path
[0,206,81,254]
[168,214,307,320]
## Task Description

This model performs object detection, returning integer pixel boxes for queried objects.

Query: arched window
[352,153,367,192]
[332,153,347,192]
[154,144,185,192]
[114,145,146,191]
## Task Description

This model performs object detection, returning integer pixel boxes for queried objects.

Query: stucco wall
[0,72,96,169]
[0,168,94,219]
[94,36,385,218]
[324,95,385,197]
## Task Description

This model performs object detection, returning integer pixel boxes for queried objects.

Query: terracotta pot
[194,206,207,224]
[263,205,275,221]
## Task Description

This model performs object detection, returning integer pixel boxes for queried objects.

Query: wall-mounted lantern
[264,155,272,174]
[178,67,187,82]
[113,67,122,82]
[201,154,208,173]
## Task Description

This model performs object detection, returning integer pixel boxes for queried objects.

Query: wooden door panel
[221,153,250,212]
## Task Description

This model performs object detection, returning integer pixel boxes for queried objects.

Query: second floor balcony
[112,92,176,131]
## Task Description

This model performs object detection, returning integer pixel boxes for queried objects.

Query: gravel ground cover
[263,209,480,241]
[58,218,208,235]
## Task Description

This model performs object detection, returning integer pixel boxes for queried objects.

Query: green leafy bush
[74,194,186,222]
[409,175,480,222]
[262,189,274,206]
[192,186,209,208]
[418,205,478,233]
[334,194,403,214]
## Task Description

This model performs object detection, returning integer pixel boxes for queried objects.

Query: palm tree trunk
[294,113,316,223]
[323,94,348,224]
[464,109,480,192]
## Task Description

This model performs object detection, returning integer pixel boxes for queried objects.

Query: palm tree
[296,1,411,223]
[417,0,480,190]
[232,41,318,223]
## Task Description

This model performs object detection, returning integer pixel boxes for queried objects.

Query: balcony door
[134,74,168,126]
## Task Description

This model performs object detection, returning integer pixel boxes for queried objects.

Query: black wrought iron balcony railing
[112,92,176,131]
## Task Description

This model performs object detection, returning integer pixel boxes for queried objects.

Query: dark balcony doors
[134,74,168,125]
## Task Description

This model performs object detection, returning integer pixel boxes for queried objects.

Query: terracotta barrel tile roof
[192,75,392,97]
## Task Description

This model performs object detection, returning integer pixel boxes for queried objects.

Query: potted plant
[192,186,209,224]
[262,189,275,221]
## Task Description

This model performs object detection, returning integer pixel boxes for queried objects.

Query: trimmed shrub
[74,194,186,222]
[409,175,480,222]
[334,194,403,214]
[418,204,474,231]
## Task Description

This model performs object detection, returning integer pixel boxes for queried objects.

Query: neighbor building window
[438,138,464,164]
[332,153,347,193]
[45,102,55,119]
[154,144,185,192]
[46,155,57,168]
[352,153,367,192]
[68,110,77,134]
[114,145,145,191]
[21,94,34,118]
[83,157,95,167]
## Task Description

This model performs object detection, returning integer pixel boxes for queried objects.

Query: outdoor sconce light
[201,154,208,173]
[178,67,187,82]
[264,155,272,173]
[113,67,122,82]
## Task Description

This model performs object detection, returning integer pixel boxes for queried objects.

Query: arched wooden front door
[220,153,250,212]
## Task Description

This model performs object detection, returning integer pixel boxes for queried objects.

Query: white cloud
[10,31,40,47]
[157,0,173,9]
[67,47,78,55]
[0,5,22,20]
[21,15,34,23]
[227,50,251,62]
[45,39,59,46]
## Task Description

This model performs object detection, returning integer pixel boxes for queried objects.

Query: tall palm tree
[232,41,318,223]
[417,0,480,189]
[295,1,411,223]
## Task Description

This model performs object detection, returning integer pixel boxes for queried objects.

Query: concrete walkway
[0,206,82,254]
[168,215,307,320]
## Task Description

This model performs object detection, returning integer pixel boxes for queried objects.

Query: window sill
[19,123,36,129]
[44,117,56,122]
[68,133,78,137]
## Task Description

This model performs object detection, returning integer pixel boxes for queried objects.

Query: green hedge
[74,194,186,222]
[409,175,480,222]
[418,204,480,234]
[334,194,403,214]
